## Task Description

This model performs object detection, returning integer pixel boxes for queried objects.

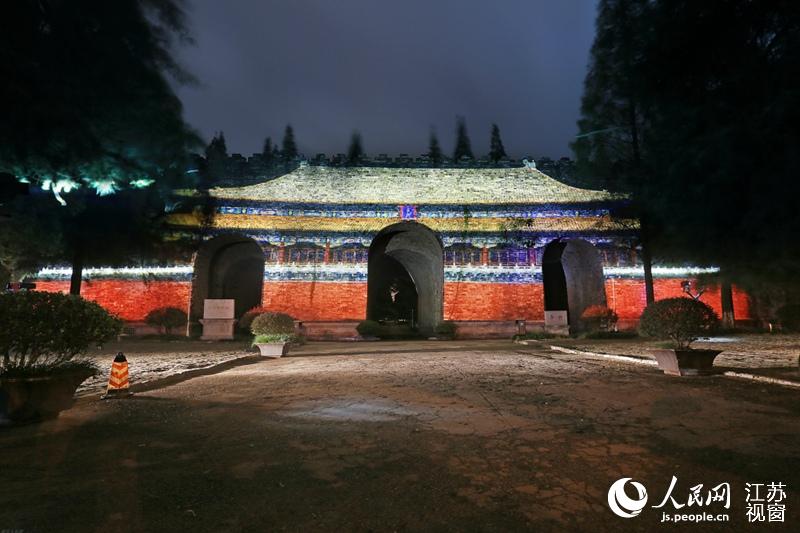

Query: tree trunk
[721,280,735,330]
[69,246,84,295]
[639,215,655,305]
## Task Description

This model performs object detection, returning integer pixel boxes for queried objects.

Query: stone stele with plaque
[200,299,236,340]
[544,310,569,336]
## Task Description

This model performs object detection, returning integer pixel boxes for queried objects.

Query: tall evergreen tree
[489,124,507,163]
[0,0,199,294]
[281,124,298,162]
[571,0,656,304]
[204,132,228,182]
[428,130,443,167]
[347,131,364,164]
[452,117,474,162]
[262,136,275,165]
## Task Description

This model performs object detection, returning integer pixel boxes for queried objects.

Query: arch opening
[367,222,443,335]
[189,234,266,334]
[542,239,607,332]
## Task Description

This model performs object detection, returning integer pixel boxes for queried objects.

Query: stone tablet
[544,310,569,328]
[204,299,235,320]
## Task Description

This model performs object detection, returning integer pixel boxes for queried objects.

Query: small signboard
[544,310,569,328]
[203,299,235,320]
[399,204,417,220]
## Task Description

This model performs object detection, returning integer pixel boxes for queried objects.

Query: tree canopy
[0,0,199,198]
[281,125,298,162]
[452,117,474,161]
[574,0,800,293]
[347,131,364,164]
[489,124,507,163]
[0,0,198,292]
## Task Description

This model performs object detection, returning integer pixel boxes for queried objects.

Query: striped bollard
[101,352,133,399]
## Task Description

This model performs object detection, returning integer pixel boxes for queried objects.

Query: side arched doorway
[367,222,444,335]
[188,234,265,335]
[542,239,606,332]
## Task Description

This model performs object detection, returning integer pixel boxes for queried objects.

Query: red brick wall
[34,280,191,321]
[261,281,367,321]
[33,276,752,325]
[444,282,544,321]
[605,278,752,320]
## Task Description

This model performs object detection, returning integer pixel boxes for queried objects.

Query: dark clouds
[174,0,598,159]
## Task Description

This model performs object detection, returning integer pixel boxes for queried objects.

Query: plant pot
[255,342,288,357]
[0,369,95,423]
[652,349,722,376]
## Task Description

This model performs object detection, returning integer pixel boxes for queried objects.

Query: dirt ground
[1,340,799,532]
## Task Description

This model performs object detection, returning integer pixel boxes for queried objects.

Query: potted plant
[251,312,297,357]
[0,291,122,423]
[639,297,720,376]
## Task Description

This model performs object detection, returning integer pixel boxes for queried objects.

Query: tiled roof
[203,166,624,205]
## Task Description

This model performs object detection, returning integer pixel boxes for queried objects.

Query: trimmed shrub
[580,305,618,332]
[0,291,122,377]
[639,297,718,349]
[434,321,458,339]
[356,320,383,337]
[238,306,271,333]
[776,304,800,332]
[251,312,296,344]
[145,307,187,335]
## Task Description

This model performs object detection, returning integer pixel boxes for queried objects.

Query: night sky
[175,0,598,159]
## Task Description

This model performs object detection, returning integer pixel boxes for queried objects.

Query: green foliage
[452,117,474,161]
[434,321,458,338]
[356,320,383,337]
[250,312,295,336]
[347,131,364,164]
[574,0,800,289]
[639,298,719,349]
[776,304,800,332]
[253,333,297,345]
[145,306,187,335]
[489,124,507,163]
[0,291,121,375]
[0,0,199,195]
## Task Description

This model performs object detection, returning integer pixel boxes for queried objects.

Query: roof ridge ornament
[522,158,537,169]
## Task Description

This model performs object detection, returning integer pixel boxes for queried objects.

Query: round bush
[356,320,383,337]
[639,297,718,349]
[251,312,295,335]
[434,320,458,338]
[238,306,271,333]
[776,304,800,332]
[0,291,122,376]
[250,312,296,345]
[145,307,187,335]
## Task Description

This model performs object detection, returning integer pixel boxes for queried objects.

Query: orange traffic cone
[101,352,133,399]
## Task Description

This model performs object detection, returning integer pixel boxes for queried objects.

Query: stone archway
[542,239,606,332]
[367,222,444,335]
[188,234,265,335]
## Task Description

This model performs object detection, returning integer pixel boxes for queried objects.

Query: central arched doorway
[367,222,443,335]
[542,239,607,332]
